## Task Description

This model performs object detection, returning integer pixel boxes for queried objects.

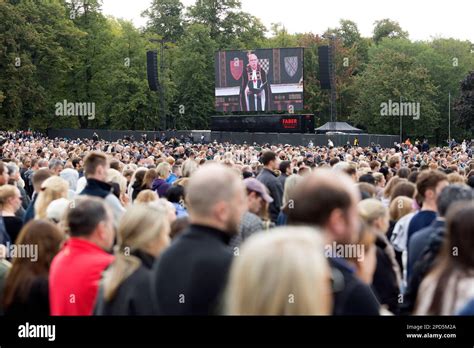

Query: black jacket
[401,225,445,315]
[94,251,156,316]
[278,173,288,190]
[257,168,283,223]
[330,258,380,315]
[372,235,400,315]
[151,224,233,315]
[407,219,445,281]
[23,193,37,225]
[3,216,23,244]
[131,182,145,201]
[80,178,113,199]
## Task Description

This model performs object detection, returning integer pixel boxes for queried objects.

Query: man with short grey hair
[38,159,49,169]
[151,163,247,315]
[6,163,30,211]
[49,159,64,176]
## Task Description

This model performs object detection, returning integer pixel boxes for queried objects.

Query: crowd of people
[0,130,473,316]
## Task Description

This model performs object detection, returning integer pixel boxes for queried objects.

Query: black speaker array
[146,50,159,91]
[318,46,332,90]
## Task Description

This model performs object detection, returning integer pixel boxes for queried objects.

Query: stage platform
[47,129,399,148]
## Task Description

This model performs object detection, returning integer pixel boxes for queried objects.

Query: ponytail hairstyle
[102,203,170,301]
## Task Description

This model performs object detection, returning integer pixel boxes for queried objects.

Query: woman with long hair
[34,176,69,220]
[277,175,303,226]
[225,227,332,315]
[129,168,148,202]
[2,220,64,316]
[358,198,402,314]
[94,203,171,315]
[415,202,474,315]
[381,177,405,207]
[141,168,158,192]
[387,196,415,273]
[0,185,24,243]
[346,223,377,285]
[181,159,198,178]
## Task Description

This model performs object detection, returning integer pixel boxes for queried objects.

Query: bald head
[187,163,245,218]
[288,169,360,242]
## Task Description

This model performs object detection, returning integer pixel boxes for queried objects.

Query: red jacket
[49,238,114,316]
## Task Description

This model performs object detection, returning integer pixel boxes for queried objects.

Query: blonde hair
[107,169,127,195]
[150,199,177,223]
[389,196,414,221]
[225,227,332,315]
[358,198,388,226]
[173,177,189,188]
[135,189,159,203]
[282,175,303,207]
[103,204,170,301]
[156,162,171,179]
[35,176,69,219]
[181,160,198,178]
[346,221,376,263]
[447,173,466,185]
[0,185,19,209]
[373,172,385,185]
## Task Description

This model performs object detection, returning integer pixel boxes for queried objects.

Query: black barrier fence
[47,129,399,148]
[47,128,199,142]
[210,132,399,148]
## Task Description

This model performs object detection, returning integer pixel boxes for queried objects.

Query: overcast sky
[102,0,474,42]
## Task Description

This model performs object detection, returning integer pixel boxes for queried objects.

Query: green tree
[351,48,440,137]
[142,0,184,43]
[0,0,41,129]
[265,23,298,48]
[187,0,265,49]
[103,19,161,130]
[455,71,474,135]
[296,33,326,125]
[64,0,113,128]
[370,38,474,141]
[373,19,408,45]
[0,0,83,130]
[174,24,217,129]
